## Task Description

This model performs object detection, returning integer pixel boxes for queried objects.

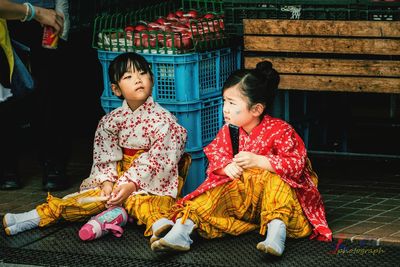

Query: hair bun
[255,61,273,75]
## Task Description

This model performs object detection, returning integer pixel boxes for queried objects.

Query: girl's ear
[251,103,265,117]
[111,83,122,97]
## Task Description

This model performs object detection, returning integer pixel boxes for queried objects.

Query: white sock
[3,213,16,228]
[163,218,194,247]
[3,209,40,227]
[152,218,174,234]
[151,218,195,251]
[150,218,174,243]
[4,209,40,235]
[257,219,286,256]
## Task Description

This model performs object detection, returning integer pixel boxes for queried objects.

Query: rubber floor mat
[1,222,400,266]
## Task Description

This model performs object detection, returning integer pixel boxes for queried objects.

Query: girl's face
[223,84,263,133]
[111,64,153,110]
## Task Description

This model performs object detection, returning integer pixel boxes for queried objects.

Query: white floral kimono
[80,96,187,198]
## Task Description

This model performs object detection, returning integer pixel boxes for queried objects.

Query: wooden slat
[245,57,400,77]
[279,75,400,93]
[244,36,400,55]
[243,19,400,93]
[243,19,400,38]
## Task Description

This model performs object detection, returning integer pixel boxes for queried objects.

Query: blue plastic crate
[101,96,123,114]
[98,47,241,104]
[101,95,223,150]
[183,148,208,195]
[159,96,223,150]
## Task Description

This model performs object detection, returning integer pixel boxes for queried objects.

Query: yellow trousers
[36,189,174,236]
[36,150,179,237]
[177,169,312,239]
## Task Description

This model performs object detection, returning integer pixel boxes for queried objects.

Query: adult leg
[0,98,21,189]
[0,42,20,189]
[7,20,72,191]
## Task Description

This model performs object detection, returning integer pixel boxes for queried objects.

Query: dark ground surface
[0,135,399,266]
[1,222,399,267]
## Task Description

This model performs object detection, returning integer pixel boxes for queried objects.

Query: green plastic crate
[181,0,223,13]
[70,0,169,30]
[223,0,400,36]
[92,0,228,54]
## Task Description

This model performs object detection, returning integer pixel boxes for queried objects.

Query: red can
[42,26,59,49]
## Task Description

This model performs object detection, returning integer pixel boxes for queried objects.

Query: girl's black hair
[108,52,153,85]
[223,61,280,117]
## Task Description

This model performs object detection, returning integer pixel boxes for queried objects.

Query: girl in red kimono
[151,61,332,256]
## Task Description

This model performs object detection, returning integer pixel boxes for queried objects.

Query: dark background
[13,0,400,168]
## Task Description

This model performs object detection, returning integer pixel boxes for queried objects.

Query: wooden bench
[243,19,400,158]
[243,19,400,93]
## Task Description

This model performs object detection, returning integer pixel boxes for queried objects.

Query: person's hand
[101,181,114,199]
[233,151,261,169]
[34,6,64,35]
[223,162,243,179]
[106,182,137,207]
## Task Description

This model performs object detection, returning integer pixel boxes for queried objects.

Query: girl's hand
[223,162,243,179]
[106,182,137,207]
[101,181,114,199]
[233,151,262,169]
[233,152,273,171]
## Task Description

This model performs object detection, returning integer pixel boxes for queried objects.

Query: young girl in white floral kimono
[3,52,188,242]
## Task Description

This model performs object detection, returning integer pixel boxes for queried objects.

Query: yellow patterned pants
[177,169,313,239]
[36,151,182,237]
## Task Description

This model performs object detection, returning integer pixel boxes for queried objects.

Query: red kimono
[179,115,332,241]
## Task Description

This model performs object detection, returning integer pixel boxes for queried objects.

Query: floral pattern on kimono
[80,97,187,198]
[178,115,332,241]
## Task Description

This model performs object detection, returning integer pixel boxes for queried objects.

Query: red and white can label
[42,26,59,49]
